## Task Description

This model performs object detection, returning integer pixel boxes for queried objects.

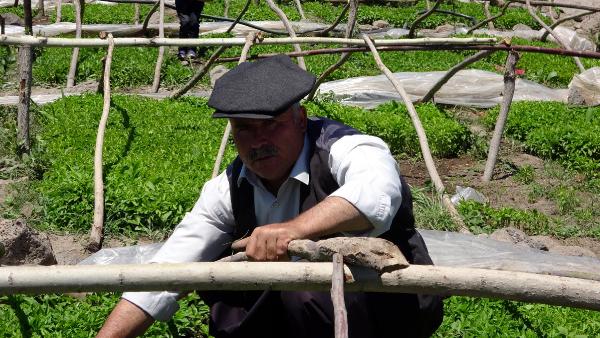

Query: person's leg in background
[175,0,204,59]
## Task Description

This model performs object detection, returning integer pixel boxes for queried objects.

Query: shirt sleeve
[122,171,235,321]
[328,134,403,238]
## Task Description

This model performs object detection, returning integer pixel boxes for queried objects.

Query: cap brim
[212,111,275,119]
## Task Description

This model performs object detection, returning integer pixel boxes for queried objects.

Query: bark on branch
[482,50,519,182]
[2,263,600,311]
[332,253,348,338]
[88,34,115,253]
[362,34,468,233]
[420,49,495,103]
[408,0,442,38]
[151,0,165,93]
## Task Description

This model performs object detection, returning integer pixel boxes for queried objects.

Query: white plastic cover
[568,66,600,106]
[318,69,568,109]
[78,230,600,281]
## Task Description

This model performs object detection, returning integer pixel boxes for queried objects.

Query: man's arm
[235,134,402,261]
[97,299,155,338]
[235,196,371,261]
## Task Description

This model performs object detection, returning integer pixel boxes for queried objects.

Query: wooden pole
[17,0,33,155]
[37,0,45,18]
[151,0,165,93]
[292,0,306,21]
[506,0,600,12]
[482,50,519,182]
[211,33,256,178]
[214,43,600,62]
[332,253,348,338]
[134,3,140,25]
[408,0,442,38]
[483,1,495,30]
[316,2,349,36]
[541,10,595,42]
[420,49,495,103]
[362,34,468,233]
[307,0,358,101]
[0,36,498,48]
[67,0,84,88]
[55,0,62,23]
[263,0,306,70]
[88,34,116,253]
[17,47,33,156]
[525,0,585,73]
[467,1,512,34]
[140,1,160,36]
[1,263,600,311]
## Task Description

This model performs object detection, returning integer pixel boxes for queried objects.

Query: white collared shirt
[123,133,403,320]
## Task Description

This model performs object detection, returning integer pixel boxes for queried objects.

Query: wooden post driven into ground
[17,0,33,155]
[88,34,116,253]
[55,0,62,23]
[151,0,165,92]
[482,50,519,182]
[67,0,84,88]
[362,34,468,233]
[264,0,306,70]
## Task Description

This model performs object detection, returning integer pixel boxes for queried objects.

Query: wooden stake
[420,49,495,103]
[2,263,600,311]
[67,0,84,88]
[315,2,349,36]
[467,1,511,34]
[17,46,32,155]
[483,1,495,30]
[307,0,357,101]
[264,0,306,70]
[37,0,45,18]
[55,0,62,23]
[134,3,140,25]
[140,1,160,36]
[525,0,585,73]
[362,34,468,233]
[408,0,442,38]
[151,0,165,93]
[332,253,348,338]
[24,0,33,35]
[292,0,306,21]
[88,34,115,253]
[482,50,519,182]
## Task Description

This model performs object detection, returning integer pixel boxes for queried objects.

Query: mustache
[249,145,278,161]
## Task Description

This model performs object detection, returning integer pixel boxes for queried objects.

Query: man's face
[230,106,307,190]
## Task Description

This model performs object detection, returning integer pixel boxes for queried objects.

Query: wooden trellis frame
[5,0,600,278]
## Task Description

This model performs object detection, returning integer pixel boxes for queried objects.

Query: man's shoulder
[307,117,362,151]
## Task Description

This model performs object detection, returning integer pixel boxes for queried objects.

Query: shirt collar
[238,134,310,188]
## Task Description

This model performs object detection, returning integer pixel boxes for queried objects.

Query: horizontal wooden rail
[0,35,497,48]
[0,263,599,311]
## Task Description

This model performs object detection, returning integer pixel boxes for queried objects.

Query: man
[176,0,204,60]
[97,55,443,338]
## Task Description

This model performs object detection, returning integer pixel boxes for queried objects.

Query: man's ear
[299,106,308,132]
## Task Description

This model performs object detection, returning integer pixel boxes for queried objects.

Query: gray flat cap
[208,54,316,119]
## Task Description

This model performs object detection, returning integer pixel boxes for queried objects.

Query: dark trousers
[175,0,204,52]
[200,289,444,338]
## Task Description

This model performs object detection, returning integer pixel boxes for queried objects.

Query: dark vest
[224,117,443,337]
[225,117,432,265]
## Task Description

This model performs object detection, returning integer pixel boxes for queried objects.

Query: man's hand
[232,222,303,261]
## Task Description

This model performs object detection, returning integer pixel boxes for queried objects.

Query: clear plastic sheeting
[420,229,600,281]
[549,26,596,52]
[78,242,164,265]
[318,69,568,109]
[569,67,600,106]
[78,230,600,281]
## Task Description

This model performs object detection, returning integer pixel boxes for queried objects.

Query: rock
[512,24,532,31]
[529,235,562,249]
[490,227,548,251]
[549,245,597,258]
[20,202,35,218]
[209,65,229,87]
[1,13,24,26]
[372,20,390,29]
[0,219,56,265]
[359,24,376,31]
